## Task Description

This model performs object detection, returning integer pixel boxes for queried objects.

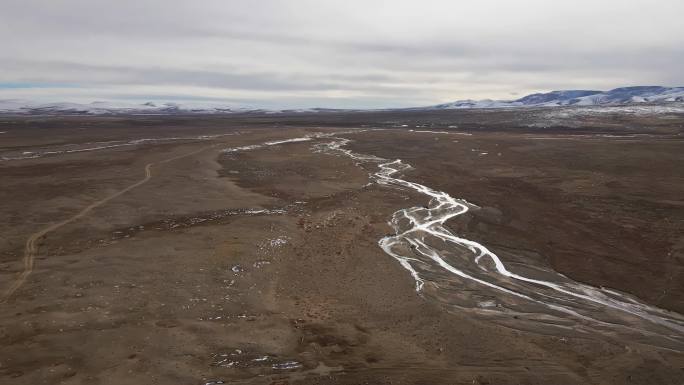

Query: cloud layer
[1,0,683,108]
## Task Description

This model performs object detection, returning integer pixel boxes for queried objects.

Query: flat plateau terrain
[1,110,683,385]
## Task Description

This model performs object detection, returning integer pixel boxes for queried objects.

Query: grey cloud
[1,60,333,91]
[1,0,682,108]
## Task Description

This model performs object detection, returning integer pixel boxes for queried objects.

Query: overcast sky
[1,0,682,108]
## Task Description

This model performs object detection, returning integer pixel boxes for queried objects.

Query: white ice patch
[412,130,450,134]
[223,144,262,153]
[265,137,312,146]
[478,300,497,308]
[222,135,319,154]
[272,361,302,370]
[243,208,286,215]
[315,135,684,348]
[268,236,288,247]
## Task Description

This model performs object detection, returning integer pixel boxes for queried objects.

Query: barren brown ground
[0,113,682,385]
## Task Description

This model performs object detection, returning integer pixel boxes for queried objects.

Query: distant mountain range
[1,86,683,115]
[425,86,684,109]
[0,100,266,115]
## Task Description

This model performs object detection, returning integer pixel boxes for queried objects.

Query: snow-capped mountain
[1,86,684,115]
[427,86,684,109]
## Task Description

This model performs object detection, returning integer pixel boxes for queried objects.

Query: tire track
[1,144,216,303]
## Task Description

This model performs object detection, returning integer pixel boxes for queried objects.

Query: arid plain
[1,110,683,385]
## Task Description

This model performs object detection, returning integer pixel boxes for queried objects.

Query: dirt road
[0,116,682,385]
